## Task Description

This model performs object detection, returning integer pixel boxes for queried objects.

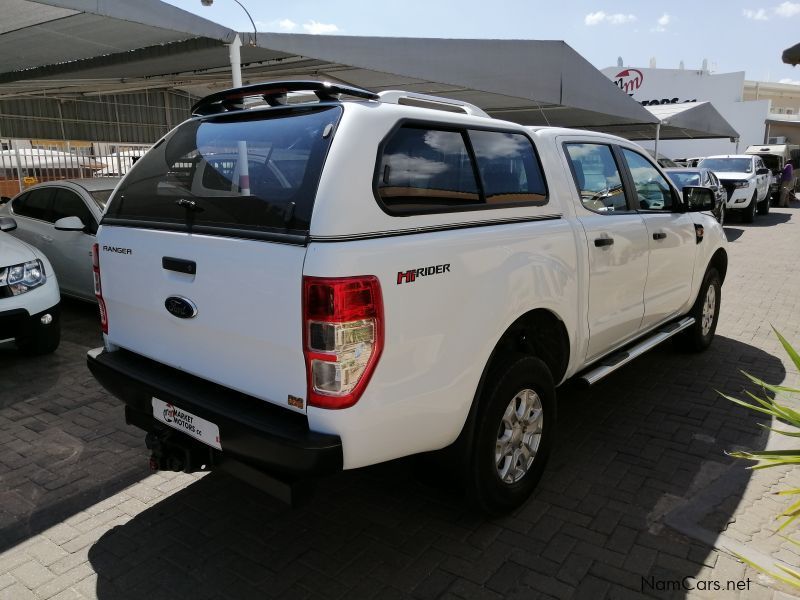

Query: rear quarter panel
[305,219,579,469]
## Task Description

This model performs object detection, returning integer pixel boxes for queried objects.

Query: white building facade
[601,66,770,159]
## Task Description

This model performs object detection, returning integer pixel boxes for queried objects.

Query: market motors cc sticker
[165,296,198,319]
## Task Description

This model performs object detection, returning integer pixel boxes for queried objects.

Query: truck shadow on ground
[87,334,784,600]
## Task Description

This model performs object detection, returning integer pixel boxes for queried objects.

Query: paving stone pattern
[2,207,800,599]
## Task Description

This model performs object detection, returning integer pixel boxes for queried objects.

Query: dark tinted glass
[622,148,674,211]
[52,189,96,232]
[106,106,342,233]
[377,127,480,214]
[89,189,114,207]
[469,130,547,206]
[565,143,629,213]
[666,171,702,188]
[13,188,54,221]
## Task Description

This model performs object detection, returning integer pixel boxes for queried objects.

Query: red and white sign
[613,68,644,94]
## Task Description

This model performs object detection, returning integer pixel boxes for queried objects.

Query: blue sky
[164,0,800,83]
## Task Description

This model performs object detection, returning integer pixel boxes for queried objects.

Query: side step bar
[579,317,695,386]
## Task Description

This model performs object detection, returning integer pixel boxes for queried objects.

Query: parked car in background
[674,157,704,168]
[0,217,61,354]
[744,144,800,199]
[665,168,726,224]
[646,149,679,168]
[698,155,770,223]
[0,178,120,301]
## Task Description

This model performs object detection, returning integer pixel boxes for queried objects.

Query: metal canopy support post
[227,33,250,195]
[654,122,661,161]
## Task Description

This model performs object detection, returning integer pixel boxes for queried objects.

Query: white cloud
[743,8,769,19]
[779,77,800,84]
[653,13,672,31]
[302,20,339,35]
[584,11,637,26]
[254,18,298,31]
[584,11,606,25]
[775,1,800,16]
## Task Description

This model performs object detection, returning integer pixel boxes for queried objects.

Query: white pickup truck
[87,81,727,513]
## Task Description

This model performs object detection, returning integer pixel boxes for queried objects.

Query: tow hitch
[142,426,314,507]
[145,429,216,473]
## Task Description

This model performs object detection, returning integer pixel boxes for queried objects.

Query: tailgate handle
[162,257,196,275]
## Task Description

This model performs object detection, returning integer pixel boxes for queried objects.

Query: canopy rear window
[105,106,342,235]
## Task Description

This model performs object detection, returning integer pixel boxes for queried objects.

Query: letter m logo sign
[396,270,416,285]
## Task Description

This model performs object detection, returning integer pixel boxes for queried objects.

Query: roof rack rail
[377,90,490,118]
[191,80,380,116]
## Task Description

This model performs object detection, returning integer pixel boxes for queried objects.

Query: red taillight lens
[91,243,108,334]
[303,276,383,409]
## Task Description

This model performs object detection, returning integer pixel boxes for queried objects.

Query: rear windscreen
[105,106,342,234]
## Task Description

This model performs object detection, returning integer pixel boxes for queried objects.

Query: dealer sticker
[152,397,222,450]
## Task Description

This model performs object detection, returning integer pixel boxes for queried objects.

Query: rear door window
[564,143,629,213]
[13,188,55,221]
[105,106,342,235]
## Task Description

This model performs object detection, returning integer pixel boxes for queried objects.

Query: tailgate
[98,225,308,413]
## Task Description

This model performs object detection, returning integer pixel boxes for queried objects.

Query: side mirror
[0,196,10,205]
[683,186,716,212]
[756,168,770,176]
[54,216,85,231]
[0,216,17,232]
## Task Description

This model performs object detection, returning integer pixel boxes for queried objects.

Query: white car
[0,217,61,354]
[698,155,771,222]
[0,178,121,301]
[86,81,727,513]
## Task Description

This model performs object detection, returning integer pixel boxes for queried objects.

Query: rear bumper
[86,347,343,477]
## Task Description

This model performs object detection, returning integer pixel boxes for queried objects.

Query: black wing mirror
[756,167,770,176]
[683,186,716,212]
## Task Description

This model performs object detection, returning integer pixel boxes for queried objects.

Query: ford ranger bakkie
[87,80,727,513]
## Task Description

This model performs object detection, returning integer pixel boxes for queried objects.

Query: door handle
[594,237,614,247]
[652,232,667,240]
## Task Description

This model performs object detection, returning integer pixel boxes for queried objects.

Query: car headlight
[733,180,750,188]
[0,259,46,296]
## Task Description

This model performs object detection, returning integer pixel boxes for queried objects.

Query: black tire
[742,192,757,223]
[467,356,555,514]
[758,193,770,215]
[16,314,60,355]
[674,268,721,353]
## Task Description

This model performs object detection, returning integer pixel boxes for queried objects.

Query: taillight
[91,243,108,334]
[303,276,384,409]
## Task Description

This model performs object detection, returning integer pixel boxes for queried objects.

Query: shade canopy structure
[591,101,739,144]
[0,1,661,142]
[0,0,234,74]
[783,42,800,66]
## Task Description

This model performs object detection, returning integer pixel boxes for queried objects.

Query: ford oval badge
[165,296,197,319]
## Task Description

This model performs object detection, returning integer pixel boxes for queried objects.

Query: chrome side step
[579,317,696,386]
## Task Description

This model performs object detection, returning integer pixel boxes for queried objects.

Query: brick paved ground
[2,206,800,599]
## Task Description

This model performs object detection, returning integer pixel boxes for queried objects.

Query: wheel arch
[443,308,569,472]
[708,247,728,284]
